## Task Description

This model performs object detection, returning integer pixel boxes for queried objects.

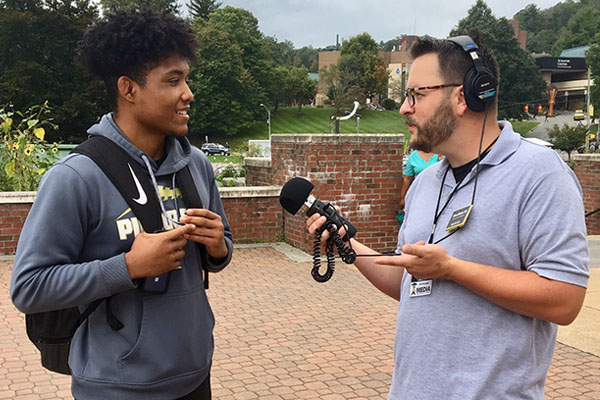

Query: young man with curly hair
[10,9,232,399]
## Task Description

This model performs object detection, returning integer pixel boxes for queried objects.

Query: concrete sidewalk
[0,244,598,399]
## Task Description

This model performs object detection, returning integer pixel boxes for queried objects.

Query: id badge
[410,279,432,297]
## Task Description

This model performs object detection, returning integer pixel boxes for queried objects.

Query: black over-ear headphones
[448,35,497,112]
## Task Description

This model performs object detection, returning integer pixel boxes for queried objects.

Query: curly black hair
[78,9,198,110]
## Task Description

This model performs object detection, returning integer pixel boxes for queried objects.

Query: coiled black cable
[312,224,357,283]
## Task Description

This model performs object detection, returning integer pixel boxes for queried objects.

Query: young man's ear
[117,76,137,104]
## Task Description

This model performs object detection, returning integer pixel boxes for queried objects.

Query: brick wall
[219,187,282,243]
[573,154,600,234]
[0,193,34,255]
[244,158,272,186]
[0,187,282,255]
[270,134,404,253]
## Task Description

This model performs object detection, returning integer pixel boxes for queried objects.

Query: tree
[100,0,180,13]
[450,0,547,120]
[514,1,587,54]
[203,7,272,103]
[269,65,289,113]
[0,0,106,143]
[552,6,600,55]
[264,37,295,66]
[187,24,262,137]
[319,64,345,113]
[514,4,542,33]
[338,85,366,110]
[452,0,495,32]
[548,123,587,161]
[335,33,387,104]
[388,76,406,104]
[585,32,600,115]
[294,46,319,72]
[284,66,316,115]
[380,37,401,51]
[187,0,220,21]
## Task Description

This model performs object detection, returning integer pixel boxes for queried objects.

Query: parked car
[577,141,598,153]
[574,109,585,121]
[201,143,230,156]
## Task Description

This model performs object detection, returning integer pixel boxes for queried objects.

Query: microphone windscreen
[279,177,314,214]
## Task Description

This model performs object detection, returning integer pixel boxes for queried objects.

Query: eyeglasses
[404,84,461,107]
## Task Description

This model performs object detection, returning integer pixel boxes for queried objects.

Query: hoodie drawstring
[141,155,181,229]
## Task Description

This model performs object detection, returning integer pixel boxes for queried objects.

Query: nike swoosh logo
[128,163,148,205]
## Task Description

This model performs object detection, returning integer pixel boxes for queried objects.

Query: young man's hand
[125,224,196,279]
[180,209,228,259]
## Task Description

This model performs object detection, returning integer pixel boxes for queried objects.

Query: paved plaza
[0,244,599,399]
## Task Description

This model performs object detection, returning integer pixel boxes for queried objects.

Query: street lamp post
[260,103,271,140]
[586,67,591,152]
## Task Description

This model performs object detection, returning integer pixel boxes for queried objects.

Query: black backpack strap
[176,166,210,289]
[79,299,104,321]
[72,136,163,232]
[71,136,167,329]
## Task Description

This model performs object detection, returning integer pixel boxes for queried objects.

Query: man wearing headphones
[307,32,589,398]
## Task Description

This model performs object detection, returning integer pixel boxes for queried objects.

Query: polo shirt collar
[435,120,520,182]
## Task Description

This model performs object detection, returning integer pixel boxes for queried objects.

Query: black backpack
[25,135,208,375]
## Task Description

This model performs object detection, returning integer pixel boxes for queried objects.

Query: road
[525,111,588,141]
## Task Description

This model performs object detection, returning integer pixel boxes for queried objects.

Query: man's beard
[407,99,456,153]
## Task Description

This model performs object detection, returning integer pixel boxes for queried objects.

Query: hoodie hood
[87,113,192,176]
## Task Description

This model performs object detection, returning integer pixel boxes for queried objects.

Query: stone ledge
[244,157,272,167]
[271,133,405,145]
[217,186,282,199]
[1,186,283,203]
[574,154,600,162]
[0,192,37,203]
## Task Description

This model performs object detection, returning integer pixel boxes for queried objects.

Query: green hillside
[190,107,408,152]
[189,106,538,153]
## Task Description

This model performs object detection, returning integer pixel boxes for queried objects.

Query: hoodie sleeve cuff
[206,239,233,272]
[99,253,137,292]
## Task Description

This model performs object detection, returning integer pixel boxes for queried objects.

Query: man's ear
[455,85,469,117]
[117,76,137,104]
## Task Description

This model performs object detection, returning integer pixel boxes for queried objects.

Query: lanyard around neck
[428,110,497,245]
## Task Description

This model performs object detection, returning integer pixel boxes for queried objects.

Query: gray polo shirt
[389,122,589,399]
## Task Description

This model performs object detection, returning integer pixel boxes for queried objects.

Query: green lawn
[188,107,538,155]
[189,106,408,153]
[207,155,243,164]
[509,120,539,135]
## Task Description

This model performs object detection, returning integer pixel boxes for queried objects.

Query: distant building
[508,19,527,51]
[534,46,592,111]
[317,35,416,103]
[318,24,526,104]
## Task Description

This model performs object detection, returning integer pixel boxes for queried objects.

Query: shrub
[0,102,60,191]
[214,164,245,187]
[382,98,397,110]
[247,142,263,157]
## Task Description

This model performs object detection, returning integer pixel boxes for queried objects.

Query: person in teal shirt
[399,150,439,210]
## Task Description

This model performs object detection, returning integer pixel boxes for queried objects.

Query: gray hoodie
[11,113,233,399]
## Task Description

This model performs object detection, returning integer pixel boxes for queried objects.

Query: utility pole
[587,67,591,152]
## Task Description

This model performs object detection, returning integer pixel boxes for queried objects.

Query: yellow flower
[13,142,19,150]
[1,117,12,130]
[52,146,58,154]
[6,141,12,150]
[33,127,45,140]
[24,144,34,156]
[38,168,46,175]
[40,148,46,153]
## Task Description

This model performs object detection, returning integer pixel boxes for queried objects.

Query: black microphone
[280,177,356,240]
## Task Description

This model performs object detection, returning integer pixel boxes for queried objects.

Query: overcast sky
[179,0,564,48]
